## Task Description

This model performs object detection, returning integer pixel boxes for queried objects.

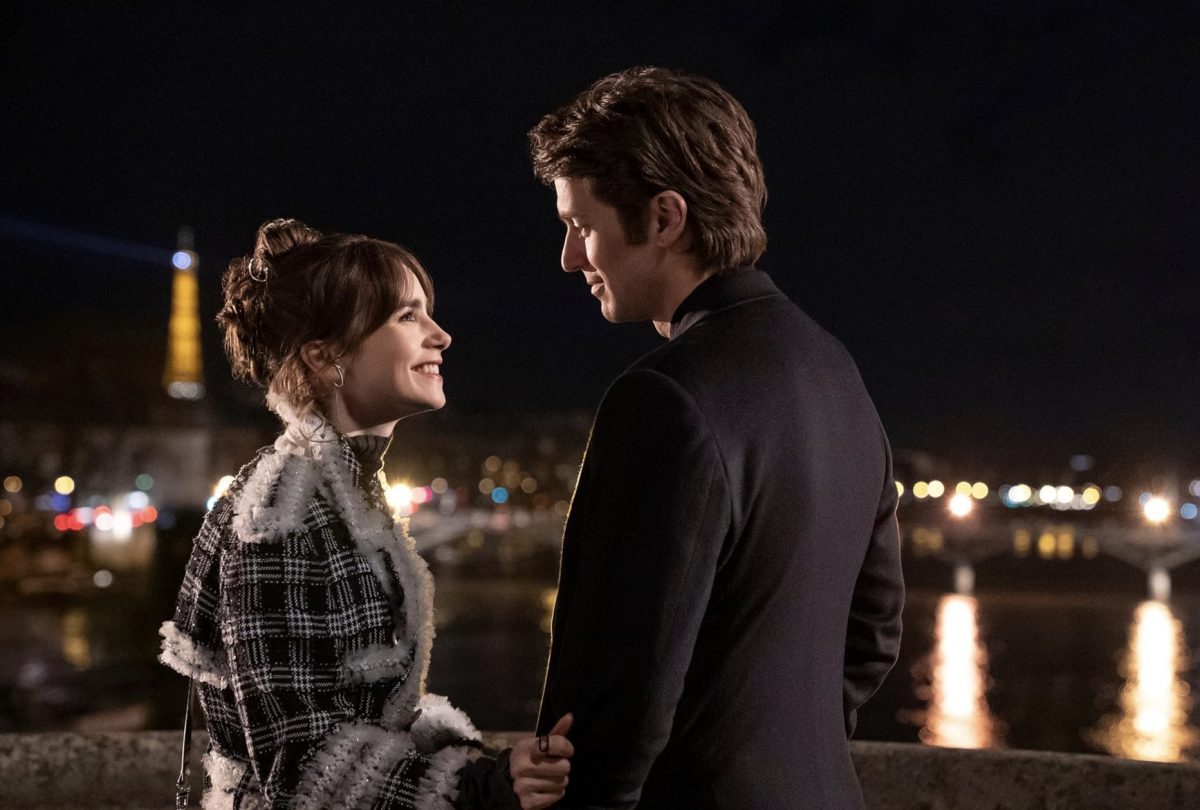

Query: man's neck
[653,262,721,337]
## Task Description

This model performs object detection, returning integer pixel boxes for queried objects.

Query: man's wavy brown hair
[529,66,767,270]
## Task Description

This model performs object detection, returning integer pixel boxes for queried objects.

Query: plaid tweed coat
[160,402,490,810]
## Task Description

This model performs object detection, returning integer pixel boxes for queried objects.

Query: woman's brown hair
[217,218,434,418]
[528,66,767,270]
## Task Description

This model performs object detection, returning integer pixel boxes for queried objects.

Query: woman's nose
[427,319,451,350]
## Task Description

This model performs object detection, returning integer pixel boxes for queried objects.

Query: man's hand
[509,714,574,809]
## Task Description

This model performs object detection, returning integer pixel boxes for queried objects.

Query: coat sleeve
[219,530,490,809]
[537,369,731,809]
[842,430,905,736]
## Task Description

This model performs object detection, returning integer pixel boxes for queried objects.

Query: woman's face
[338,270,451,428]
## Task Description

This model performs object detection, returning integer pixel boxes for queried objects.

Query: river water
[0,523,1196,764]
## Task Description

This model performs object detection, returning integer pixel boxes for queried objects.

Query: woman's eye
[398,310,416,322]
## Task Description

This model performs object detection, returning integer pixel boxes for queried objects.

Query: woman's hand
[509,713,574,809]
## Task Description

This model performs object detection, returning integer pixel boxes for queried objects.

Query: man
[527,67,904,809]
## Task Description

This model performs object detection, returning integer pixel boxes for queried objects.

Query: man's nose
[561,231,585,273]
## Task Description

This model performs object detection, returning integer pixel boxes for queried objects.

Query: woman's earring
[332,363,346,389]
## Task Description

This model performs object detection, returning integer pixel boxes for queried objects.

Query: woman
[159,219,572,810]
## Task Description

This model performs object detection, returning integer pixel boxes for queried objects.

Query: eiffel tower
[163,226,205,400]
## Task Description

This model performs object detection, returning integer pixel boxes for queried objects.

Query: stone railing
[2,731,1198,809]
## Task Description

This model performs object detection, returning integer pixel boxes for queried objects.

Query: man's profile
[528,66,904,809]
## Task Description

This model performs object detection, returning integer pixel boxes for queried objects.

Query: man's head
[529,67,768,323]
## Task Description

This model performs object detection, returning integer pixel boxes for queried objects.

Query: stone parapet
[1,731,1197,809]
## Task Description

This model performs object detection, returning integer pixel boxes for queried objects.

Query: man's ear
[649,190,690,251]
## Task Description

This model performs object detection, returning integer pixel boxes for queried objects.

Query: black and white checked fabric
[168,438,432,808]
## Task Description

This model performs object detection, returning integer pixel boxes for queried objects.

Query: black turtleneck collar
[669,266,783,340]
[345,433,392,478]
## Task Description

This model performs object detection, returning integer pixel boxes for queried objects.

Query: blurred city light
[1190,480,1200,498]
[895,481,905,498]
[478,478,495,495]
[431,477,449,494]
[1055,486,1074,506]
[1143,497,1171,524]
[921,594,998,749]
[386,484,415,515]
[520,476,538,494]
[1093,601,1198,762]
[172,250,195,270]
[93,570,114,588]
[1181,503,1199,521]
[0,500,11,517]
[491,487,510,505]
[54,476,75,495]
[483,456,502,473]
[949,493,974,518]
[3,476,21,493]
[955,481,972,496]
[971,482,988,500]
[213,475,235,498]
[1070,454,1095,472]
[1038,485,1057,504]
[928,480,945,498]
[1006,484,1032,505]
[135,474,154,491]
[1082,486,1102,506]
[913,481,929,499]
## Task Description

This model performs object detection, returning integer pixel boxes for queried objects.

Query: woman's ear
[300,340,336,377]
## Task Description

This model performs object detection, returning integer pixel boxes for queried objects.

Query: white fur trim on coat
[291,721,414,810]
[158,621,230,689]
[415,744,480,810]
[200,749,269,810]
[342,641,414,685]
[410,693,481,753]
[230,452,320,544]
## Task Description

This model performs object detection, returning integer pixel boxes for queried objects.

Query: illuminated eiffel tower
[163,226,205,400]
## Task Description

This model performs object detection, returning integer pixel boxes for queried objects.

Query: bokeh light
[949,493,974,518]
[1143,497,1171,524]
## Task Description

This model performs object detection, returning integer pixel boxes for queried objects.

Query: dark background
[2,2,1197,468]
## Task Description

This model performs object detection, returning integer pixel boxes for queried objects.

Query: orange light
[141,506,158,523]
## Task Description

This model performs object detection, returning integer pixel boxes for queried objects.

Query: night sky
[2,3,1197,468]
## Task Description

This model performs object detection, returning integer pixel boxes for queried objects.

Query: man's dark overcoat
[537,267,905,809]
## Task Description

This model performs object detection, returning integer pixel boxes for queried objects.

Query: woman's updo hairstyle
[217,217,434,419]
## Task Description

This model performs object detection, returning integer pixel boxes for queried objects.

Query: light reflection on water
[1090,600,1199,762]
[2,518,1199,762]
[918,594,1001,749]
